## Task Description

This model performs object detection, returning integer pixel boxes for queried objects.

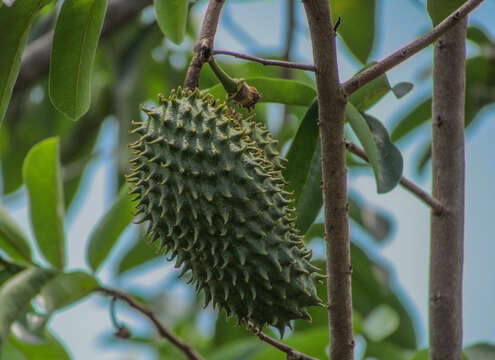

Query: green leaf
[0,267,55,345]
[213,312,251,348]
[363,304,400,341]
[330,0,376,63]
[116,230,160,276]
[390,98,431,143]
[209,338,264,360]
[283,100,322,234]
[49,0,108,120]
[392,82,414,99]
[350,68,390,111]
[408,349,469,360]
[154,0,188,45]
[427,0,464,26]
[251,327,329,360]
[0,205,32,263]
[364,340,411,360]
[464,343,495,359]
[467,25,495,48]
[347,105,403,193]
[3,330,70,360]
[207,77,316,106]
[0,0,45,123]
[37,271,98,312]
[86,185,135,272]
[22,137,65,269]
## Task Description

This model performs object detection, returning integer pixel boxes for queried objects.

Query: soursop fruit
[126,87,324,334]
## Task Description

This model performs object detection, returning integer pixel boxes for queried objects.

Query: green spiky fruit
[126,87,324,334]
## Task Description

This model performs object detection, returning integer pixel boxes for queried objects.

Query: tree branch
[344,140,444,213]
[184,0,225,90]
[248,325,318,360]
[98,287,204,360]
[429,15,467,360]
[302,1,354,359]
[212,49,316,71]
[342,0,484,96]
[13,0,153,94]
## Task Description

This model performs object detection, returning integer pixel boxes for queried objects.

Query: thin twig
[14,0,153,94]
[248,325,318,360]
[344,140,444,213]
[184,0,226,89]
[98,287,204,360]
[212,49,316,71]
[342,0,484,95]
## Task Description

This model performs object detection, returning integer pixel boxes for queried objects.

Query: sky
[3,0,495,359]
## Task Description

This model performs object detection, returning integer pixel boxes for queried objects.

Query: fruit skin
[126,87,324,334]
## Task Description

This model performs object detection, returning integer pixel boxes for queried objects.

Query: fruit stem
[208,57,238,94]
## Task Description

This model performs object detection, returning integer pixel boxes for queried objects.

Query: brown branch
[14,0,153,94]
[98,287,204,360]
[248,325,318,360]
[342,0,484,95]
[184,0,225,90]
[212,49,316,71]
[429,17,467,360]
[302,1,354,359]
[344,140,444,213]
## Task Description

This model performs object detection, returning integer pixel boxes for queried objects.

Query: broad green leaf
[330,0,376,63]
[116,231,160,276]
[49,0,108,120]
[347,105,403,193]
[0,267,55,345]
[0,205,32,263]
[365,340,411,360]
[3,330,70,360]
[427,0,464,26]
[86,185,135,272]
[213,312,251,348]
[251,327,328,360]
[0,0,46,123]
[464,343,495,359]
[408,349,469,360]
[390,98,431,143]
[392,82,414,99]
[207,77,316,106]
[209,338,264,360]
[363,304,400,341]
[393,55,495,146]
[350,68,391,111]
[467,25,495,48]
[154,0,188,45]
[283,100,322,234]
[22,137,65,269]
[37,271,98,312]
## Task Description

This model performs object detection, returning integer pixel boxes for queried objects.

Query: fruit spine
[126,87,323,334]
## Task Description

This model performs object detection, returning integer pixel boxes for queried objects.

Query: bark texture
[302,1,354,359]
[184,0,225,89]
[430,18,467,360]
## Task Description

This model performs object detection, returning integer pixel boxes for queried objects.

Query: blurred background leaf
[48,0,108,120]
[22,137,65,269]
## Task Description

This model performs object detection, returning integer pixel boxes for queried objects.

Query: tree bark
[302,1,354,359]
[429,17,467,360]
